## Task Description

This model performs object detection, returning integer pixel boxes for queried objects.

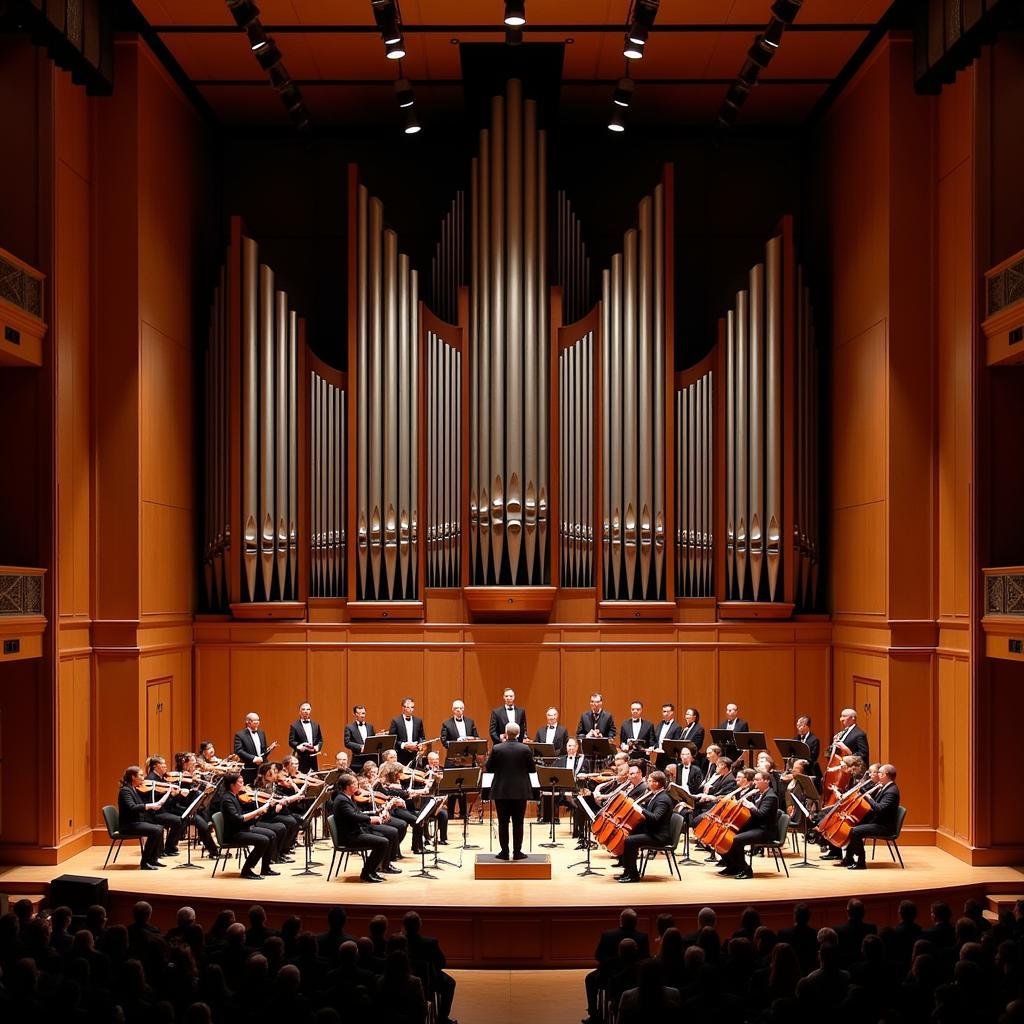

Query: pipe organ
[353,182,420,602]
[200,84,821,621]
[469,79,549,587]
[601,186,668,602]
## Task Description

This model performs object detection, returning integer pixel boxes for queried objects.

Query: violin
[141,779,182,796]
[238,786,276,805]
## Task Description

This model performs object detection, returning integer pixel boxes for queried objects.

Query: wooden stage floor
[3,822,1022,967]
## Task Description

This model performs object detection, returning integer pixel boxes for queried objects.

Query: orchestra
[113,693,901,883]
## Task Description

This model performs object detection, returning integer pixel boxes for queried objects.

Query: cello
[592,784,652,856]
[817,778,879,848]
[693,785,752,855]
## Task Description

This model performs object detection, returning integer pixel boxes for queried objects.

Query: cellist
[819,759,872,861]
[843,763,900,869]
[716,770,780,879]
[616,771,673,884]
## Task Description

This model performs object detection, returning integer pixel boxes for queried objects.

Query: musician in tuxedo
[619,701,655,752]
[440,699,480,819]
[647,703,683,772]
[676,746,703,793]
[576,693,616,745]
[795,715,822,781]
[717,702,750,760]
[535,706,569,756]
[233,712,275,785]
[331,773,402,882]
[344,705,376,769]
[617,770,673,883]
[680,707,706,752]
[842,763,901,869]
[717,770,780,878]
[389,696,426,766]
[288,702,324,773]
[220,771,281,879]
[624,762,648,801]
[691,751,734,839]
[484,722,536,859]
[489,687,527,744]
[143,755,185,855]
[541,736,585,826]
[117,765,170,869]
[832,708,870,763]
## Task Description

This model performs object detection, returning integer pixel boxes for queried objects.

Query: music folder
[668,783,696,808]
[445,738,488,763]
[481,772,495,800]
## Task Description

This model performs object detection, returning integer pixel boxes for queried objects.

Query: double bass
[692,785,752,855]
[592,784,653,856]
[822,735,855,806]
[817,778,879,848]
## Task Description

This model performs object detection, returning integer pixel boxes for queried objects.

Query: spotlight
[372,1,403,45]
[747,36,776,69]
[279,83,304,114]
[386,37,406,60]
[226,0,260,29]
[627,22,648,46]
[247,23,268,52]
[504,0,526,27]
[255,38,282,70]
[771,0,803,24]
[628,0,659,43]
[612,77,635,107]
[738,58,760,87]
[763,18,785,49]
[403,106,421,134]
[506,26,524,46]
[608,107,626,132]
[623,34,644,60]
[726,80,751,108]
[394,77,414,108]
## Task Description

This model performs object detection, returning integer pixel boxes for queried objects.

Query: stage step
[474,853,552,880]
[986,893,1023,915]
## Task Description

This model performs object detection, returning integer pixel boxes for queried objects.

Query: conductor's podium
[474,853,552,880]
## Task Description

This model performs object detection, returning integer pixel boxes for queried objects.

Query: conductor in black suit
[795,715,822,781]
[718,770,780,878]
[534,707,569,756]
[843,763,901,869]
[484,722,536,860]
[489,687,527,744]
[833,708,870,763]
[389,696,426,766]
[619,701,655,752]
[344,705,376,769]
[288,702,324,773]
[440,699,479,819]
[234,712,275,785]
[577,693,616,743]
[617,770,673,882]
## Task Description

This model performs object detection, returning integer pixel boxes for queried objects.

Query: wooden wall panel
[228,648,310,750]
[596,648,677,725]
[719,648,795,753]
[92,656,146,820]
[347,648,426,728]
[57,656,91,841]
[308,649,347,755]
[195,645,231,751]
[831,503,887,617]
[794,646,831,742]
[422,641,463,735]
[936,655,970,840]
[141,648,194,758]
[886,655,934,827]
[141,503,195,615]
[678,648,716,724]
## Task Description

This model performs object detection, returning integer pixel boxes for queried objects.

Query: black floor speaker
[49,874,109,913]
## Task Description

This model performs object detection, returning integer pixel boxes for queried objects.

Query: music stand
[410,797,441,879]
[311,768,341,842]
[668,783,699,864]
[295,783,334,876]
[174,785,213,870]
[440,767,482,850]
[710,728,741,761]
[446,739,487,821]
[536,767,576,849]
[732,731,767,769]
[525,741,557,763]
[786,773,822,869]
[581,736,614,772]
[362,734,397,765]
[566,794,603,876]
[661,739,697,762]
[774,738,811,766]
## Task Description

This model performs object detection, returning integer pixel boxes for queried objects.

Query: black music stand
[525,740,556,762]
[446,739,488,822]
[295,782,334,876]
[362,734,397,765]
[785,772,822,869]
[667,783,699,864]
[174,785,213,870]
[660,739,697,765]
[567,794,603,877]
[581,736,614,773]
[710,727,741,761]
[410,797,441,879]
[311,768,341,842]
[536,767,576,849]
[774,737,811,767]
[732,730,767,768]
[440,766,482,850]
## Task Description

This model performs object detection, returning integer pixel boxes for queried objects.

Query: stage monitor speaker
[49,874,108,913]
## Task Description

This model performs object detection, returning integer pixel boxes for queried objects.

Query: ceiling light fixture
[771,0,803,24]
[372,1,404,45]
[608,107,626,132]
[504,1,526,27]
[386,37,406,60]
[394,76,415,108]
[613,77,635,107]
[403,106,421,134]
[226,0,260,29]
[623,34,644,60]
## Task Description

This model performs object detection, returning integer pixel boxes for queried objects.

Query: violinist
[378,761,429,855]
[143,756,185,856]
[279,755,317,815]
[616,770,673,884]
[422,750,450,844]
[717,769,780,879]
[196,741,238,773]
[168,751,219,860]
[588,758,630,806]
[117,765,172,869]
[254,763,300,858]
[843,763,900,869]
[356,762,409,851]
[756,752,786,803]
[220,771,280,878]
[331,773,402,882]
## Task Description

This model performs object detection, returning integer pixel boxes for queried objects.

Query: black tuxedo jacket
[634,789,673,844]
[745,787,780,831]
[343,720,377,760]
[331,792,376,843]
[534,723,569,755]
[838,725,869,762]
[489,705,527,744]
[619,718,655,749]
[797,731,822,771]
[717,717,751,734]
[679,721,706,750]
[389,714,426,764]
[118,785,149,829]
[576,709,616,740]
[705,770,735,797]
[485,740,536,800]
[677,763,703,792]
[652,719,683,748]
[288,719,324,771]
[233,728,271,780]
[556,753,585,776]
[440,716,479,746]
[220,791,253,841]
[866,782,900,830]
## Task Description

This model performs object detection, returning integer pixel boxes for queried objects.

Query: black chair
[638,812,685,880]
[869,805,907,867]
[325,814,367,880]
[209,811,252,877]
[750,812,791,877]
[101,805,144,868]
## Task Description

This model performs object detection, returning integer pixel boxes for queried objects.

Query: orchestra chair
[100,805,145,868]
[868,805,908,868]
[638,812,685,880]
[209,811,252,878]
[325,814,367,881]
[750,812,791,878]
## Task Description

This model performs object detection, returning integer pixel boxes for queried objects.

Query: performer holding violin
[233,712,279,784]
[220,771,281,878]
[143,756,185,856]
[332,773,403,882]
[118,765,174,869]
[166,751,219,860]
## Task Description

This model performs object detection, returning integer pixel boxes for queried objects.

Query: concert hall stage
[3,828,1021,967]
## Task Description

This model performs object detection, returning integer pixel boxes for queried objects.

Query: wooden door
[854,677,881,762]
[146,678,172,759]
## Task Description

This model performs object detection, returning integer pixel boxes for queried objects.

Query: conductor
[484,722,535,861]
